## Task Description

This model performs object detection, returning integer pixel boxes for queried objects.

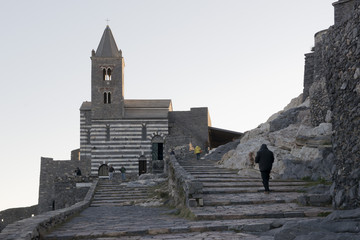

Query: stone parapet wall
[0,180,98,240]
[167,155,203,207]
[313,3,360,208]
[38,157,91,213]
[0,205,38,233]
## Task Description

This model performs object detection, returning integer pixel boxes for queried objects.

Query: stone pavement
[44,205,307,239]
[44,158,332,239]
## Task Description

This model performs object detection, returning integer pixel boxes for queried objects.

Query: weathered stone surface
[215,94,334,181]
[297,194,332,207]
[275,208,360,240]
[204,139,240,161]
[269,106,308,132]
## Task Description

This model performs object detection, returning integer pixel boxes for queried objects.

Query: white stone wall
[81,118,168,175]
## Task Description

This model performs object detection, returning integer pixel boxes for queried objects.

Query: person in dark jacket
[255,144,274,194]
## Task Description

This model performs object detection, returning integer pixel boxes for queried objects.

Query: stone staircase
[91,179,150,207]
[179,159,332,221]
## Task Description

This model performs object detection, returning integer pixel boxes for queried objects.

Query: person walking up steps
[255,144,274,194]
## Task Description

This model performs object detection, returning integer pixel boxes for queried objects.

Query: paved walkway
[44,158,332,239]
[44,205,305,239]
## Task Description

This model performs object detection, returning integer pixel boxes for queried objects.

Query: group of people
[74,165,127,181]
[108,165,127,181]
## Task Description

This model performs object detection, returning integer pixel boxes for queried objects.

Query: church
[79,25,241,177]
[80,25,173,176]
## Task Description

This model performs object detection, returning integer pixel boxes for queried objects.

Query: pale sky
[0,0,334,211]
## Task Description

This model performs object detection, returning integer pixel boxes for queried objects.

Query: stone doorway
[151,135,164,173]
[98,164,109,177]
[152,135,164,160]
[139,155,147,175]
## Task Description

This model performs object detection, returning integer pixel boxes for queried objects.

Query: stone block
[308,194,332,206]
[297,195,309,206]
[242,223,271,232]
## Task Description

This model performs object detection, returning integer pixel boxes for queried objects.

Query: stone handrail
[167,155,203,207]
[0,179,98,240]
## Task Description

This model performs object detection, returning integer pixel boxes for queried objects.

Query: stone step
[91,181,152,207]
[184,171,238,175]
[191,203,332,220]
[202,181,306,188]
[202,192,301,206]
[203,186,304,194]
[93,195,148,200]
[97,185,149,189]
[95,189,148,194]
[181,166,235,170]
[90,202,143,207]
[192,174,251,178]
[196,178,304,183]
[91,197,148,203]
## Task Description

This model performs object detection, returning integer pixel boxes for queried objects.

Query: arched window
[103,92,111,104]
[102,67,112,81]
[107,68,112,80]
[103,69,106,81]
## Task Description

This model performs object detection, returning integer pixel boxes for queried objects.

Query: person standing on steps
[108,164,115,180]
[194,146,202,160]
[120,166,126,181]
[255,144,274,194]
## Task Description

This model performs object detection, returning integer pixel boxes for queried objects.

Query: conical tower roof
[95,25,121,57]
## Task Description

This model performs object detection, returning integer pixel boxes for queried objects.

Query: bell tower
[91,25,125,119]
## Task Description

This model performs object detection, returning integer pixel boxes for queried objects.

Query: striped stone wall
[80,117,168,175]
[80,110,91,162]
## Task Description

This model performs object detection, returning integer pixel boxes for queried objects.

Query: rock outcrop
[274,208,360,240]
[217,94,334,181]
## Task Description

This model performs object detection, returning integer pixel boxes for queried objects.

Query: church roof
[124,99,172,110]
[124,99,173,119]
[95,25,121,57]
[80,101,91,110]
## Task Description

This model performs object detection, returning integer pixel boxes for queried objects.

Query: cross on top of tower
[106,18,110,26]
